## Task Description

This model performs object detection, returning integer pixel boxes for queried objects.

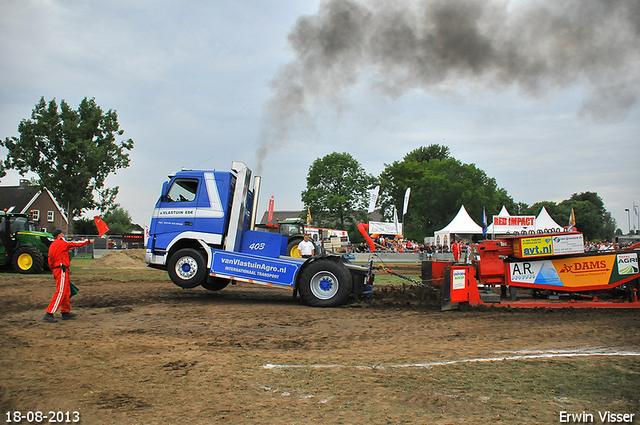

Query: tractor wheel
[201,277,230,291]
[168,248,207,288]
[287,239,302,257]
[11,246,45,274]
[298,258,353,307]
[287,239,317,258]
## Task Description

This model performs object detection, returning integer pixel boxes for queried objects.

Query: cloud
[256,0,640,167]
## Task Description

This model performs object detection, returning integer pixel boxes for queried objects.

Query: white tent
[485,206,564,236]
[434,205,483,247]
[535,206,563,232]
[497,206,511,216]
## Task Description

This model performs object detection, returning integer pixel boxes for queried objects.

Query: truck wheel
[201,277,230,291]
[11,246,44,274]
[298,259,353,307]
[168,248,207,288]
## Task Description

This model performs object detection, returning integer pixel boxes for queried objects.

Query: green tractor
[256,219,317,257]
[0,211,53,274]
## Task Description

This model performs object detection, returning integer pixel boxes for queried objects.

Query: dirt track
[1,251,639,424]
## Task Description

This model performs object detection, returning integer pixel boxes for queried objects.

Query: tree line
[301,147,618,243]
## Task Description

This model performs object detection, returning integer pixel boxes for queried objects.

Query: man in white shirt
[298,234,315,258]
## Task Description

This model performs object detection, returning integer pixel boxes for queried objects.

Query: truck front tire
[168,248,208,288]
[12,246,44,274]
[298,258,353,307]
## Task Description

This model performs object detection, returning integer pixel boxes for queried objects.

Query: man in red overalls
[451,239,461,262]
[43,229,94,323]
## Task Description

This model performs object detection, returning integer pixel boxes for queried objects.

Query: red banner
[267,196,274,222]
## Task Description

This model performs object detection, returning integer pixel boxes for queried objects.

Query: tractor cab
[278,220,306,238]
[255,218,314,257]
[0,211,52,274]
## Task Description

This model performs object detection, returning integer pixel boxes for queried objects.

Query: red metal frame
[447,264,640,309]
[438,231,640,309]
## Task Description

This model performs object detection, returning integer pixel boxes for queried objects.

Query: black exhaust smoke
[256,0,640,170]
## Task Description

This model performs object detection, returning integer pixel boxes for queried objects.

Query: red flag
[94,216,110,237]
[267,196,274,223]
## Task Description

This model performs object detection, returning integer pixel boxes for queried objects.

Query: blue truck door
[153,177,200,241]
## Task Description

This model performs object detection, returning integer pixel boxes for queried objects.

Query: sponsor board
[211,250,301,287]
[552,234,585,255]
[514,234,584,258]
[369,221,403,235]
[510,260,562,286]
[492,215,536,233]
[617,253,639,275]
[509,254,639,288]
[554,255,616,287]
[452,269,466,290]
[518,236,554,258]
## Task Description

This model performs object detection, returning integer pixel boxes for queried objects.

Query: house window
[32,210,40,221]
[47,211,55,222]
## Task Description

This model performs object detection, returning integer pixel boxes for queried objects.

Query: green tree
[379,145,514,240]
[103,207,136,235]
[559,192,616,241]
[301,152,376,229]
[602,211,617,241]
[73,207,139,236]
[72,218,98,235]
[403,145,451,162]
[529,192,616,241]
[526,201,562,220]
[0,97,134,232]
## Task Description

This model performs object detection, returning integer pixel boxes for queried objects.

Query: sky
[1,0,639,234]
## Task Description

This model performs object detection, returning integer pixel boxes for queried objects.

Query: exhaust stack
[250,175,262,230]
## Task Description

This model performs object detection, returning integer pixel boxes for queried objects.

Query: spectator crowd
[349,236,637,258]
[351,235,471,260]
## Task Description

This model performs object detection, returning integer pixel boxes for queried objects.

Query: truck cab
[145,161,373,307]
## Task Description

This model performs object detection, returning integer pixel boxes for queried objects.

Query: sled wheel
[201,277,230,291]
[298,258,352,307]
[12,246,44,274]
[168,248,207,288]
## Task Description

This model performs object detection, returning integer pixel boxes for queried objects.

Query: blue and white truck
[145,161,373,307]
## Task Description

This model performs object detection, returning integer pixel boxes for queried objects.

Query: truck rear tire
[12,246,44,274]
[298,258,353,307]
[168,248,208,288]
[201,277,230,291]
